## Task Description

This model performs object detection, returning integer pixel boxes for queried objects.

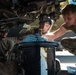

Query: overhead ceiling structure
[0,0,66,27]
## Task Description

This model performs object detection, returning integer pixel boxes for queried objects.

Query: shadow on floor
[57,70,74,75]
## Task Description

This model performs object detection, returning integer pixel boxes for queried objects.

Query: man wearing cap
[0,26,14,62]
[22,14,60,75]
[38,14,53,35]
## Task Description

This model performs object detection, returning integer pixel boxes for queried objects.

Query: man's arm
[42,23,67,41]
[6,39,14,56]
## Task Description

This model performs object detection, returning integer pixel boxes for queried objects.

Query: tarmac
[55,31,76,70]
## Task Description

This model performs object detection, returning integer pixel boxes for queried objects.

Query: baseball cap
[39,14,53,25]
[0,26,9,33]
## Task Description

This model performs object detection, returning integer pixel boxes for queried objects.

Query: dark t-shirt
[0,38,13,57]
[63,24,76,33]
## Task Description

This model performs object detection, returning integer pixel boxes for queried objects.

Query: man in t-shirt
[42,4,76,55]
[0,26,14,62]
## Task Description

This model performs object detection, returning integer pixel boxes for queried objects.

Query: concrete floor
[56,50,76,70]
[55,50,76,75]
